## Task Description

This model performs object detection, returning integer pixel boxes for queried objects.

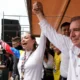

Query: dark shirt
[3,54,13,72]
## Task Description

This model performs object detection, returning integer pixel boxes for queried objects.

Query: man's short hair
[71,16,80,23]
[61,22,70,29]
[11,36,21,42]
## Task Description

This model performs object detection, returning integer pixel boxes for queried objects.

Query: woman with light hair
[0,32,46,80]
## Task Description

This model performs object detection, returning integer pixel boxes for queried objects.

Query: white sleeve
[39,19,71,52]
[33,33,46,63]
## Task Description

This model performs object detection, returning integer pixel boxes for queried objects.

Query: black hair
[61,22,70,29]
[30,35,35,40]
[30,35,38,51]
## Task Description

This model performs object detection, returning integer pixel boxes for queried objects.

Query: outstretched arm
[32,2,71,52]
[32,33,46,64]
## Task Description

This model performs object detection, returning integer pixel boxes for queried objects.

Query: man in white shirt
[32,2,80,80]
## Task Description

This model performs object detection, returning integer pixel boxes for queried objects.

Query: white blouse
[42,53,53,78]
[43,54,53,68]
[18,33,46,80]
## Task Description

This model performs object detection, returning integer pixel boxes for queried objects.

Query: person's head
[21,32,37,51]
[61,22,70,36]
[70,16,80,48]
[12,37,21,48]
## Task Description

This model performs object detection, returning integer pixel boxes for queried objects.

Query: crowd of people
[0,1,80,80]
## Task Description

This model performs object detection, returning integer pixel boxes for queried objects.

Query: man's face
[12,41,20,48]
[21,33,35,50]
[70,20,80,48]
[61,25,70,36]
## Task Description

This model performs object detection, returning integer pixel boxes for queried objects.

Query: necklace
[21,51,32,80]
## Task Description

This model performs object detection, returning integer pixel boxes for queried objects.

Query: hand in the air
[32,2,44,15]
